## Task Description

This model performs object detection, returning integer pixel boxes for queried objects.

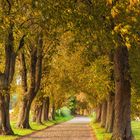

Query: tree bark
[105,48,115,133]
[100,100,107,128]
[17,32,43,128]
[0,22,25,134]
[51,104,55,120]
[0,24,15,135]
[17,98,31,128]
[96,104,102,122]
[17,48,37,128]
[42,97,50,121]
[36,105,43,124]
[32,106,37,122]
[0,92,14,135]
[31,100,43,124]
[112,44,132,140]
[105,93,114,133]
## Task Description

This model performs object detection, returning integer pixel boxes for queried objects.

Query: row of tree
[65,1,140,140]
[0,0,64,134]
[0,1,140,140]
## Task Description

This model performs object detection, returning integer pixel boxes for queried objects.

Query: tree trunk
[36,105,43,124]
[17,48,37,128]
[0,93,14,135]
[32,112,36,122]
[0,22,25,134]
[77,108,80,115]
[51,104,55,120]
[17,99,32,128]
[105,49,115,133]
[100,100,107,128]
[105,93,114,133]
[79,108,81,115]
[82,109,83,115]
[112,45,132,140]
[96,104,102,122]
[42,97,50,122]
[32,104,38,122]
[17,33,43,129]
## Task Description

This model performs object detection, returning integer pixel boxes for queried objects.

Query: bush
[60,107,72,117]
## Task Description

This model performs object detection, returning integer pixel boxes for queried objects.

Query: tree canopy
[0,0,140,139]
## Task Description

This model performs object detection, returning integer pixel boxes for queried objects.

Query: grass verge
[0,116,73,140]
[90,121,140,140]
[90,122,112,140]
[132,121,140,140]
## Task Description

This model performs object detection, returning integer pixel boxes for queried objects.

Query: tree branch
[6,0,11,15]
[16,35,26,55]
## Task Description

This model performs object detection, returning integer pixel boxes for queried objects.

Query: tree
[0,0,26,134]
[17,32,43,128]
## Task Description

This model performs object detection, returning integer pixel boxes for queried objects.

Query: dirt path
[19,116,95,140]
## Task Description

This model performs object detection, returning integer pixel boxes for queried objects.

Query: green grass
[91,121,140,140]
[132,121,140,140]
[90,112,140,140]
[0,116,73,140]
[90,122,112,140]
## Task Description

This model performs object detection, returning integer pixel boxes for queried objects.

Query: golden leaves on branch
[111,7,119,18]
[106,0,139,6]
[106,0,112,5]
[130,0,139,6]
